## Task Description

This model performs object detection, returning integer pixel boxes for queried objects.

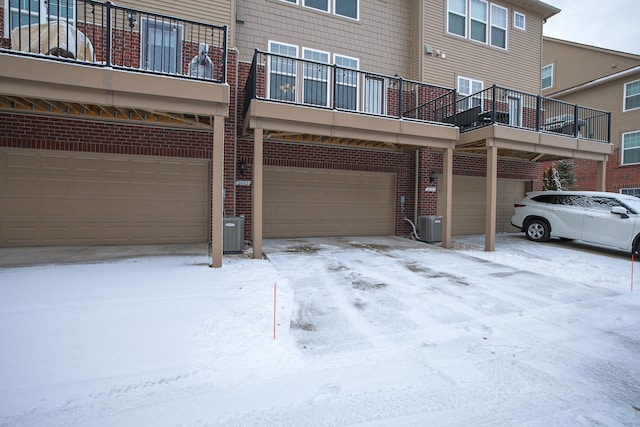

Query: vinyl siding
[234,0,413,77]
[423,0,544,93]
[542,39,640,95]
[552,72,640,149]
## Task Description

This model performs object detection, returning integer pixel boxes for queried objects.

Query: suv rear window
[531,195,557,204]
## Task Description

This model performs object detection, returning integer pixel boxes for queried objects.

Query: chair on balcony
[10,21,95,61]
[188,43,214,80]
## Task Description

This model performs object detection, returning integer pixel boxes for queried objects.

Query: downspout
[230,46,239,216]
[414,149,419,228]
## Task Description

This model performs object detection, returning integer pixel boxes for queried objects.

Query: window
[448,0,467,37]
[457,76,483,110]
[542,64,553,90]
[285,0,358,19]
[364,76,384,114]
[448,1,507,48]
[622,131,640,165]
[268,41,298,102]
[335,0,358,19]
[334,55,358,110]
[304,0,328,12]
[621,188,640,198]
[514,11,525,30]
[624,80,640,111]
[141,19,183,74]
[470,0,487,43]
[6,0,74,33]
[302,48,330,107]
[490,4,507,49]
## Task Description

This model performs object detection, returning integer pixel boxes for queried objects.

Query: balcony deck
[243,50,612,162]
[0,0,229,127]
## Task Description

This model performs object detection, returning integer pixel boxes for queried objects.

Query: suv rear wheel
[525,219,550,242]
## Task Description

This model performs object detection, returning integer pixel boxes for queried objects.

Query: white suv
[511,191,640,254]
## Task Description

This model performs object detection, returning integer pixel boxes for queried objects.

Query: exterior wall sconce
[239,161,245,175]
[430,171,437,182]
[127,11,137,29]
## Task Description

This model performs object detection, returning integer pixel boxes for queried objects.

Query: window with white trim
[335,0,358,19]
[457,76,483,110]
[490,4,507,49]
[447,0,467,37]
[470,0,487,43]
[448,1,507,48]
[334,54,359,110]
[304,0,328,13]
[542,64,553,90]
[6,0,75,34]
[268,41,298,102]
[302,48,330,107]
[141,19,183,74]
[622,131,640,165]
[514,11,525,30]
[624,80,640,111]
[282,0,358,20]
[621,188,640,197]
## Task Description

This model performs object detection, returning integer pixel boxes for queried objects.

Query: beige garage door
[438,175,527,235]
[264,167,395,238]
[0,148,210,246]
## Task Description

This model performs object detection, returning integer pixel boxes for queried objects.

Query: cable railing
[2,0,227,83]
[243,49,456,121]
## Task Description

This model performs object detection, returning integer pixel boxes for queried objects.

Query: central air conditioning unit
[223,216,245,254]
[418,215,442,243]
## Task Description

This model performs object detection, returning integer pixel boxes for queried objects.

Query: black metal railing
[242,52,611,144]
[441,85,611,143]
[2,0,227,83]
[243,49,456,120]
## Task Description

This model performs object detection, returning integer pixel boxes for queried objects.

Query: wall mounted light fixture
[239,160,245,175]
[430,171,437,182]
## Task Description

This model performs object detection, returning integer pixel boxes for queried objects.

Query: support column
[211,115,225,268]
[485,140,497,252]
[253,129,264,259]
[442,145,453,249]
[595,159,607,191]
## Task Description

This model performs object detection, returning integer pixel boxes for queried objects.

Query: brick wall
[547,148,640,193]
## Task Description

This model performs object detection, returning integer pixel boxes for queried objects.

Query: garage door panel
[0,148,209,246]
[439,175,526,235]
[264,166,395,238]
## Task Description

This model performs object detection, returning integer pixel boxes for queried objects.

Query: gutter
[548,65,640,98]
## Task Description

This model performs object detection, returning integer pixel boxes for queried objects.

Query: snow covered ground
[1,233,639,426]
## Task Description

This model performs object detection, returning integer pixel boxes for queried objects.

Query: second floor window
[141,19,183,74]
[624,80,640,111]
[6,0,74,33]
[458,76,483,110]
[622,131,640,165]
[542,64,553,90]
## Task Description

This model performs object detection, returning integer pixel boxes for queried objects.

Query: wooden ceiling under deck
[249,128,410,152]
[454,139,573,163]
[0,94,215,130]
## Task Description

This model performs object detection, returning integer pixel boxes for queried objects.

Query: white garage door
[0,148,210,246]
[264,167,395,238]
[438,175,527,235]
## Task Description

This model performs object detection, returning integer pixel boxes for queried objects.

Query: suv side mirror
[611,206,629,218]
